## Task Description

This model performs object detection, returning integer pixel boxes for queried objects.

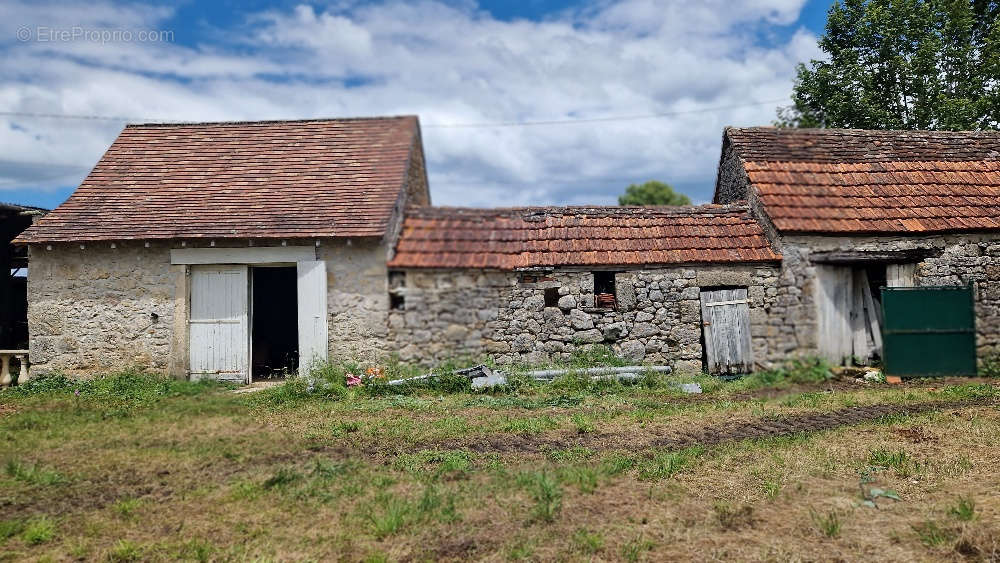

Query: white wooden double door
[189,262,328,383]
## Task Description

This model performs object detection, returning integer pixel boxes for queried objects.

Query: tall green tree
[777,0,1000,130]
[618,181,691,206]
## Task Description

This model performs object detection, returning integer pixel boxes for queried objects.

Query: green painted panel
[881,286,976,377]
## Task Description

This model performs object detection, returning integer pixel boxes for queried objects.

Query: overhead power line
[0,98,786,129]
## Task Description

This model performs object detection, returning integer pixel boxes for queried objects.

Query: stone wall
[388,264,784,371]
[320,239,392,360]
[777,234,1000,359]
[27,239,393,377]
[27,242,176,374]
[387,270,513,362]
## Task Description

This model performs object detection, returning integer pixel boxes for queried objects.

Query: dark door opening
[251,266,298,379]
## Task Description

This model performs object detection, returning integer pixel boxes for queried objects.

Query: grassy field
[1,357,999,562]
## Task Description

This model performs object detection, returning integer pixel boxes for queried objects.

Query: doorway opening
[251,266,298,379]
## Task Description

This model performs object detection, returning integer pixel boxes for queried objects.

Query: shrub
[742,357,833,389]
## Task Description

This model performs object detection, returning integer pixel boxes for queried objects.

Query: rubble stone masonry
[388,264,784,372]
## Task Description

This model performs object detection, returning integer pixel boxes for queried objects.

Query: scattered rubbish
[388,364,683,390]
[862,368,885,383]
[886,375,903,384]
[523,366,672,381]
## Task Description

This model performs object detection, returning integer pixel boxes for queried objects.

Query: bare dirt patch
[428,397,994,455]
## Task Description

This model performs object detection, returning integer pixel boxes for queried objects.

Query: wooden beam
[811,249,935,264]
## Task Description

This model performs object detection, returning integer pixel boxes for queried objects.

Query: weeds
[5,459,66,486]
[809,509,842,538]
[367,494,412,539]
[262,467,303,489]
[738,357,832,390]
[714,503,755,531]
[621,536,655,562]
[107,539,142,562]
[571,413,596,433]
[950,497,977,522]
[521,472,563,523]
[573,528,605,554]
[867,448,917,476]
[558,466,600,493]
[21,516,56,545]
[112,498,144,520]
[913,521,955,547]
[637,447,703,481]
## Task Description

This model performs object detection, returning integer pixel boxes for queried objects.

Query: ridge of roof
[724,126,1000,164]
[125,115,418,128]
[402,203,751,219]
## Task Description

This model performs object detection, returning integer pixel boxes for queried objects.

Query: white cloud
[0,0,822,206]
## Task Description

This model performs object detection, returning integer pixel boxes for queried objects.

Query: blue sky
[1,0,834,210]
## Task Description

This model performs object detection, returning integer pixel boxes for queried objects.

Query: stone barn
[385,205,782,372]
[14,117,1000,381]
[715,127,1000,370]
[16,116,430,381]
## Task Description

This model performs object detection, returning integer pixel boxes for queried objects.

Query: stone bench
[0,350,30,387]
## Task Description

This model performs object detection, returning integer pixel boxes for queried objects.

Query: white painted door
[297,260,328,376]
[700,288,754,373]
[189,265,249,382]
[815,265,854,364]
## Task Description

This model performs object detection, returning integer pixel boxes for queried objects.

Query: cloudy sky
[0,0,832,210]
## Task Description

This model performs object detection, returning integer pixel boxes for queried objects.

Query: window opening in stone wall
[389,270,406,310]
[594,271,618,309]
[544,287,560,308]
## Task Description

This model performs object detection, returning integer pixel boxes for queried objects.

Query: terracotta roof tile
[16,116,420,243]
[726,127,1000,234]
[388,205,780,270]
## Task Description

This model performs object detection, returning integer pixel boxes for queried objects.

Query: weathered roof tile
[388,205,780,270]
[726,127,1000,234]
[17,116,420,243]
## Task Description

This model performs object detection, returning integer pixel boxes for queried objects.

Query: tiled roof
[16,116,420,243]
[388,205,780,270]
[726,127,1000,234]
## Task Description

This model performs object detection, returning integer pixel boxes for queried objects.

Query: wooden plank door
[815,265,853,364]
[297,260,328,376]
[700,288,754,373]
[189,265,249,382]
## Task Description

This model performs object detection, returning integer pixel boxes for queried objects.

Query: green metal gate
[881,285,977,377]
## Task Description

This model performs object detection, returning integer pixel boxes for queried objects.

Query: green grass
[2,365,997,561]
[949,497,977,522]
[4,459,66,486]
[637,446,703,481]
[521,472,563,523]
[913,520,955,547]
[21,516,56,545]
